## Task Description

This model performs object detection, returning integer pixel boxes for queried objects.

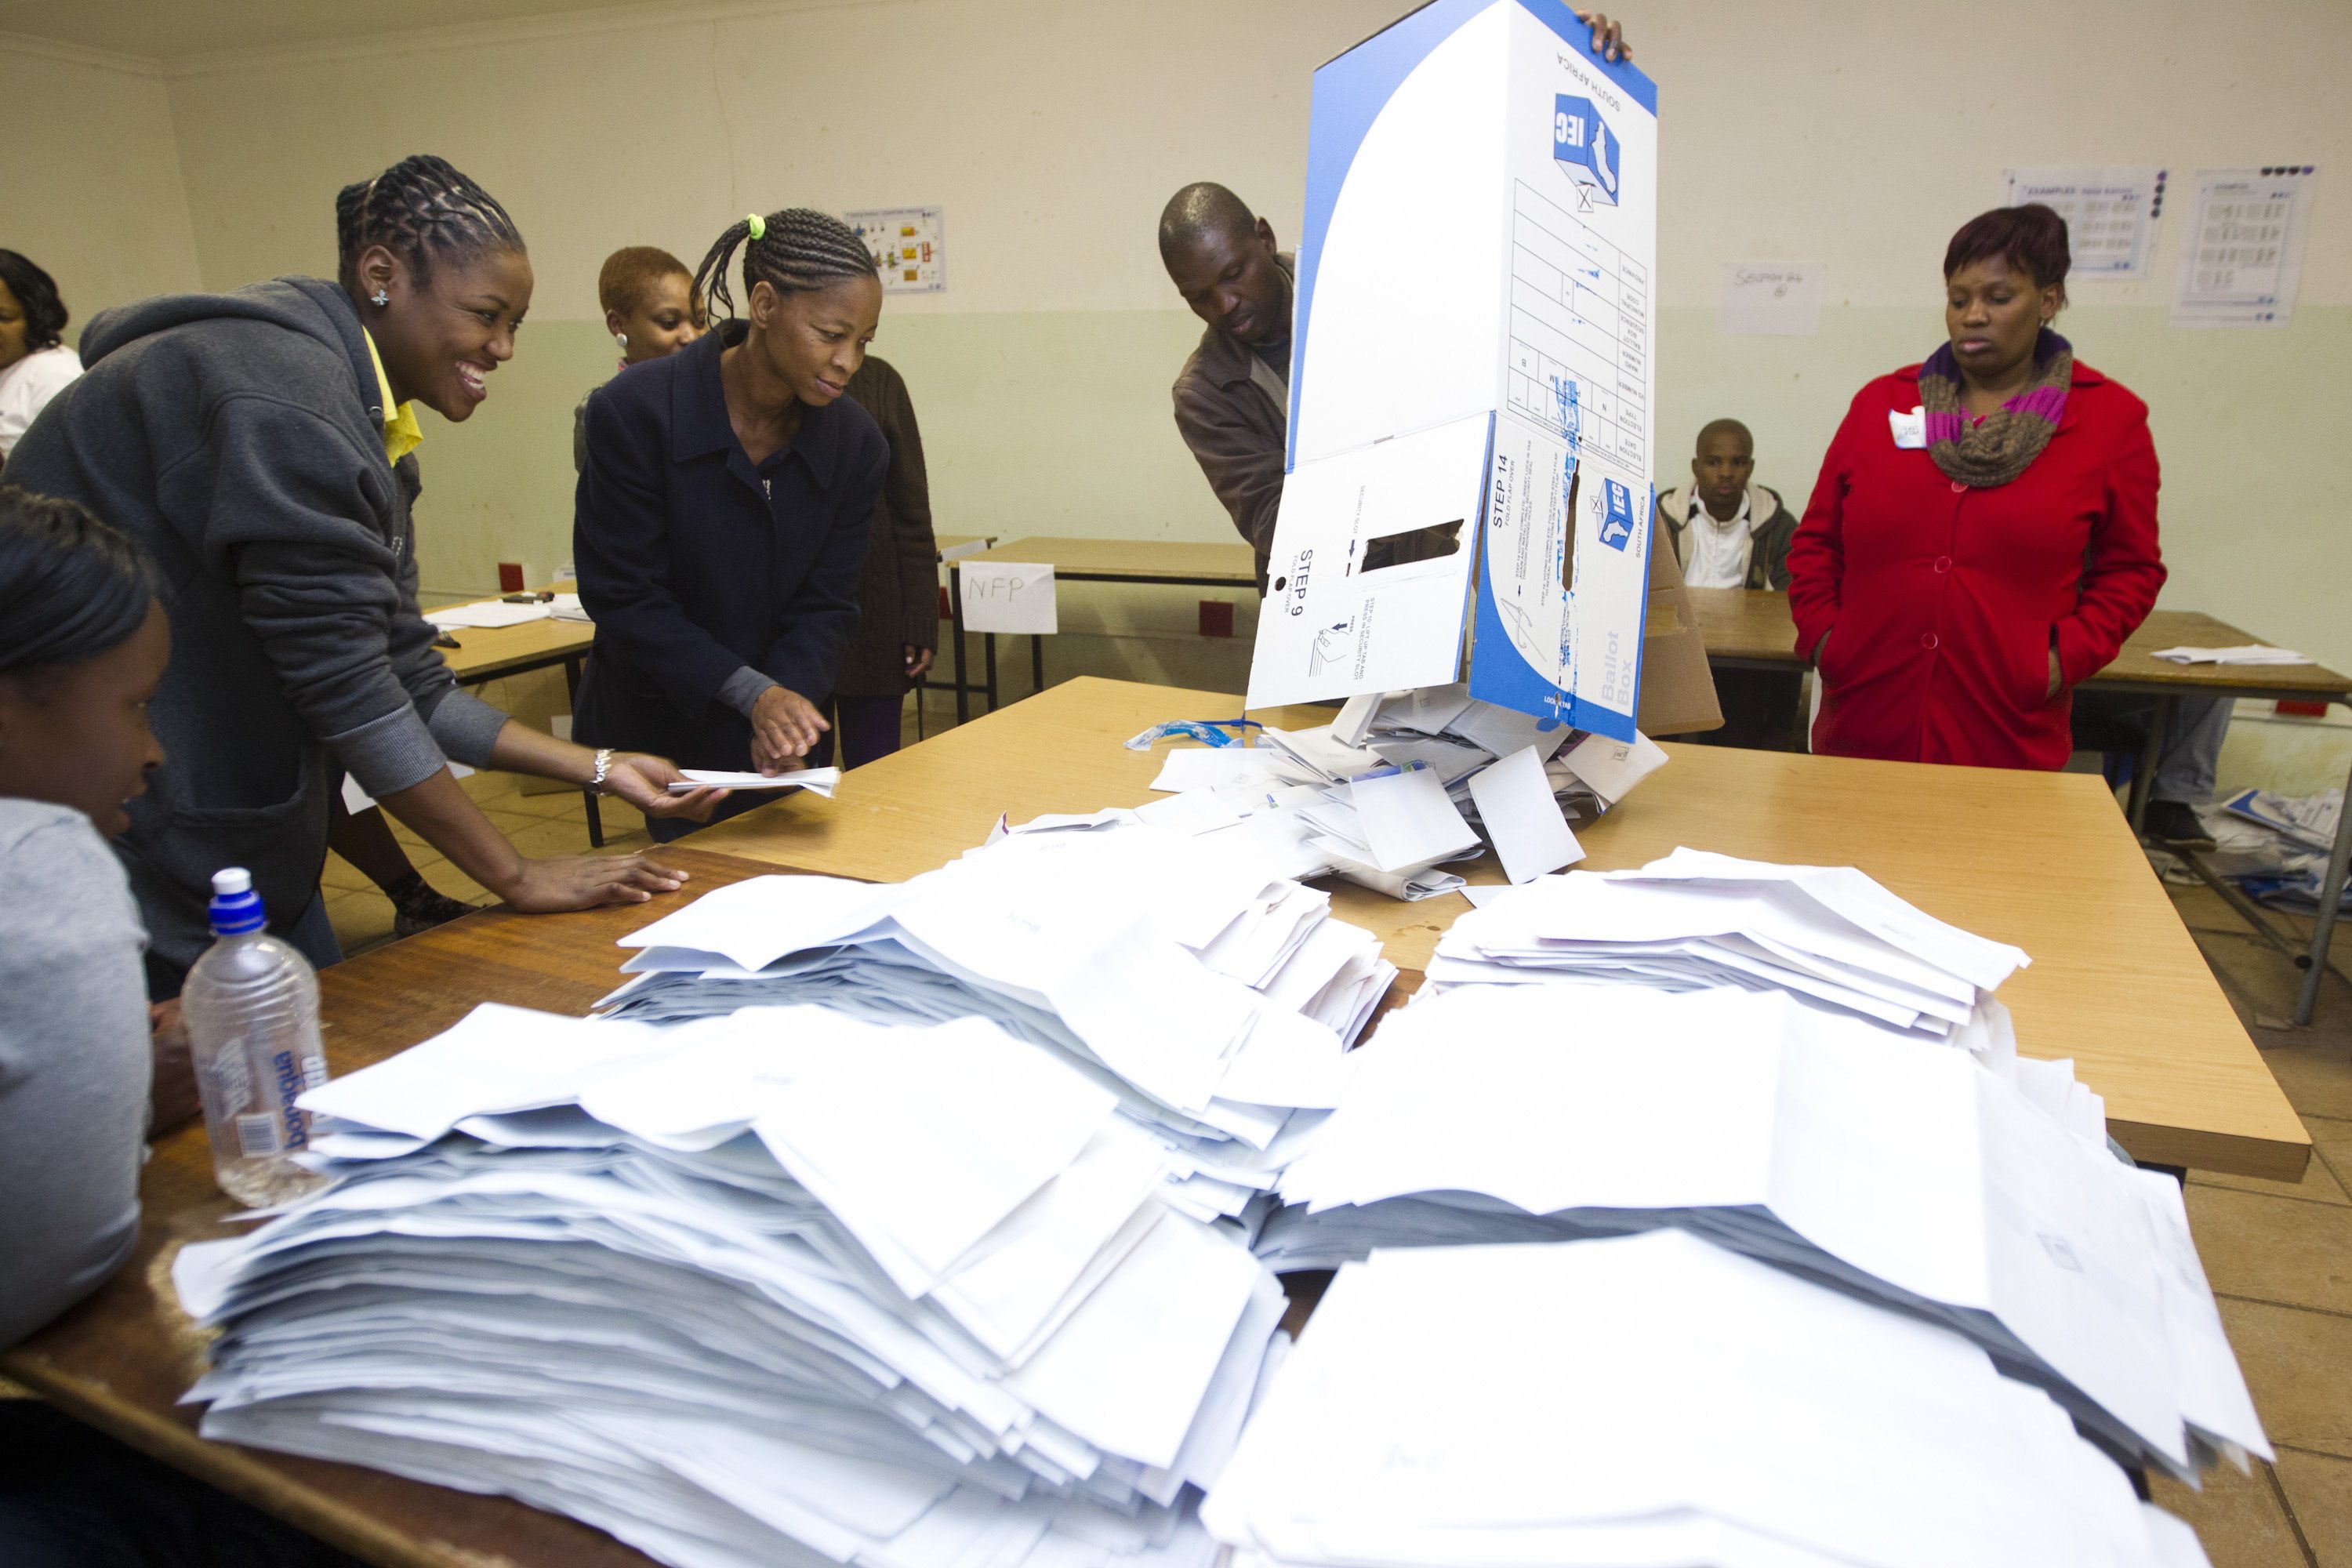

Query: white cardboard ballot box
[1247,0,1662,742]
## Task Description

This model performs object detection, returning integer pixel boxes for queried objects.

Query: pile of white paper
[1131,684,1671,902]
[1203,1231,2215,1568]
[175,1002,1288,1568]
[423,598,555,630]
[597,825,1391,1223]
[666,766,841,798]
[1254,983,2267,1477]
[2150,644,2313,666]
[1430,847,2027,1040]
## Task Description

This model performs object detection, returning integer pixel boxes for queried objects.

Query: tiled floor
[321,749,2352,1564]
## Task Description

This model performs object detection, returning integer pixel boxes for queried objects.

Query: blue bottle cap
[208,867,267,937]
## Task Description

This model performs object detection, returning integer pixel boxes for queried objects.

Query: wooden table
[702,675,2310,1180]
[0,846,779,1568]
[1686,590,2352,1024]
[946,535,1259,720]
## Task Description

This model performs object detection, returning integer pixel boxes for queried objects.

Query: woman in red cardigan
[1786,205,2165,770]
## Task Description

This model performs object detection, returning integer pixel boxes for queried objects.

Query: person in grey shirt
[0,488,169,1347]
[0,487,366,1563]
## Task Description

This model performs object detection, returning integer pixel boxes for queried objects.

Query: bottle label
[235,1112,282,1159]
[270,1048,314,1152]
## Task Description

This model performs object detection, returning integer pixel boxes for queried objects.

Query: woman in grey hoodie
[7,155,724,991]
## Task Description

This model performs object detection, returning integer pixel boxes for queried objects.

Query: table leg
[1032,633,1045,695]
[949,566,971,726]
[564,654,604,849]
[2294,739,2352,1026]
[2125,695,2171,835]
[984,633,999,714]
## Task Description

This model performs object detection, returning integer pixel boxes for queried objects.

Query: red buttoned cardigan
[1785,361,2166,771]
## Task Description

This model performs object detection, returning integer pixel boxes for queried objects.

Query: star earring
[371,289,389,307]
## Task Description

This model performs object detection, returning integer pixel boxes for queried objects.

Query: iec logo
[1553,94,1621,208]
[1599,477,1635,551]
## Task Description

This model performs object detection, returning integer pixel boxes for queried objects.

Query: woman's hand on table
[904,644,936,681]
[495,853,691,911]
[751,686,829,773]
[603,751,728,822]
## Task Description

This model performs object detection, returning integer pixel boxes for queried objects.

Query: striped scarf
[1918,328,2073,488]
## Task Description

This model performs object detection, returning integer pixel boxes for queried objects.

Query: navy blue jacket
[573,323,887,769]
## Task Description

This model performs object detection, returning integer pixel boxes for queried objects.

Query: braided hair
[692,209,877,323]
[333,154,524,292]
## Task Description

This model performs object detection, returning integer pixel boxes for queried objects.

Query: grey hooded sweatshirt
[5,277,507,981]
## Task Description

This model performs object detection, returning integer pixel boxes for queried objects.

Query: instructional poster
[2171,167,2318,328]
[847,207,946,293]
[2002,166,2166,278]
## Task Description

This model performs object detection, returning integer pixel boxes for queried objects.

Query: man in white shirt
[1653,419,1795,590]
[1652,419,1800,746]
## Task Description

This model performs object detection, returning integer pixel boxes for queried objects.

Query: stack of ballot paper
[1430,847,2027,1040]
[2150,644,2314,666]
[1254,983,2267,1478]
[422,597,554,630]
[175,1002,1288,1568]
[1131,684,1671,902]
[596,826,1391,1222]
[666,766,841,798]
[1203,1231,2215,1568]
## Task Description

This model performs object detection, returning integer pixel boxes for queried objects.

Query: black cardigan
[572,324,887,768]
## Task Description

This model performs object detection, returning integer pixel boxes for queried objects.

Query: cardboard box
[1248,0,1718,741]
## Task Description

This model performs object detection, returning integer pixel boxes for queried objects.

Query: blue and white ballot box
[1246,0,1662,742]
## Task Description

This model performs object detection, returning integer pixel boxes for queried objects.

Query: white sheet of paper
[1466,746,1584,884]
[1345,767,1479,873]
[2004,167,2165,278]
[1148,746,1287,793]
[1716,262,1824,336]
[423,600,554,630]
[668,767,842,796]
[1557,729,1668,805]
[959,561,1058,634]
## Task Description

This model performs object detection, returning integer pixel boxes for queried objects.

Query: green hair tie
[746,212,766,241]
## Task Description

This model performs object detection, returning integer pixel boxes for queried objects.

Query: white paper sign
[959,561,1058,634]
[2172,166,2318,328]
[2003,167,2165,278]
[847,206,945,293]
[1716,262,1824,336]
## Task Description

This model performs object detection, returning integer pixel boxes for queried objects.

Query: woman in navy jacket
[575,209,887,837]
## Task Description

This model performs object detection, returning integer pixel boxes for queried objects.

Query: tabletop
[430,594,597,685]
[0,846,782,1568]
[965,535,1258,584]
[700,675,2310,1179]
[1688,590,2352,701]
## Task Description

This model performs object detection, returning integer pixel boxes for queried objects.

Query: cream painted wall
[0,39,202,337]
[11,0,2349,774]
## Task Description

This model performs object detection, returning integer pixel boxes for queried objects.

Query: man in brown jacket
[1160,183,1293,590]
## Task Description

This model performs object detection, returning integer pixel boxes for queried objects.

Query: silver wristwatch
[590,747,614,795]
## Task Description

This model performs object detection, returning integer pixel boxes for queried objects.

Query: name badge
[1888,406,1926,448]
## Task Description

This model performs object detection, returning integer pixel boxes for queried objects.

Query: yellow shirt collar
[361,328,425,463]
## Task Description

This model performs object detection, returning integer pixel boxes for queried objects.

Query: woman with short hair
[1787,203,2165,770]
[573,245,703,470]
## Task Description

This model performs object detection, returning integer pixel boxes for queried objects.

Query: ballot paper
[1347,766,1479,873]
[602,828,1376,1220]
[1430,848,2027,1037]
[423,598,554,630]
[1258,984,2268,1476]
[1205,1232,2209,1568]
[177,1002,1286,1568]
[667,767,841,797]
[1555,728,1668,806]
[550,592,591,622]
[1464,746,1583,884]
[2149,645,2314,666]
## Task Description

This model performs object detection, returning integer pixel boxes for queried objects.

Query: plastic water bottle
[183,868,332,1207]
